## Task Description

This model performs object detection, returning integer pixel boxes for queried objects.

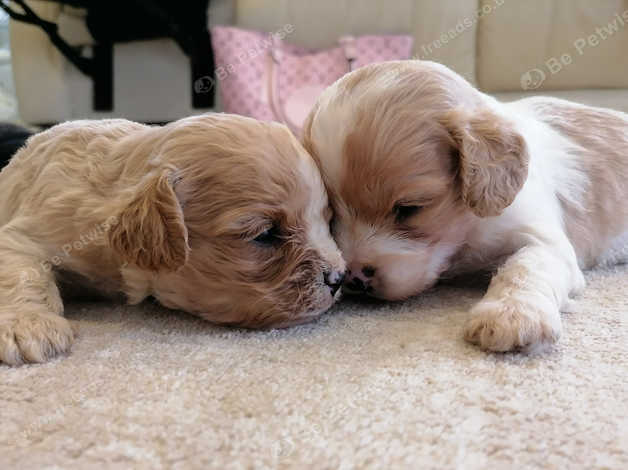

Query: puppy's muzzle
[324,269,346,296]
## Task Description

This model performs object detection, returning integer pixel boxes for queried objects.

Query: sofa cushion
[478,0,628,92]
[493,89,628,114]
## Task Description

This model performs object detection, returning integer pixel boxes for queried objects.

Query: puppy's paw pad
[0,313,74,365]
[464,300,561,352]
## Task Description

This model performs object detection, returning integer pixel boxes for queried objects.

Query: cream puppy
[303,60,628,352]
[0,114,345,365]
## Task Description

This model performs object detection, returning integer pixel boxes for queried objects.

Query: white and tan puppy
[0,114,345,365]
[303,60,628,352]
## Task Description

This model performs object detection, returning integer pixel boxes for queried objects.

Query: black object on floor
[0,0,215,111]
[0,123,33,170]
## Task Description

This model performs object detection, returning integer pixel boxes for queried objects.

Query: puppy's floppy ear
[440,108,529,217]
[108,166,190,271]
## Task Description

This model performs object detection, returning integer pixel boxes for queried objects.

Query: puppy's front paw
[464,298,561,352]
[0,312,74,365]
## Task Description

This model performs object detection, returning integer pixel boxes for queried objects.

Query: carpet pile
[1,264,627,469]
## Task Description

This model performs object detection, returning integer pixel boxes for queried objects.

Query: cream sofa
[10,0,628,124]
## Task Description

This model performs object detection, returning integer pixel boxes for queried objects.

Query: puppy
[0,114,345,365]
[303,60,628,352]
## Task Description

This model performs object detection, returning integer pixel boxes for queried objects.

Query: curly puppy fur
[0,114,344,365]
[304,60,628,353]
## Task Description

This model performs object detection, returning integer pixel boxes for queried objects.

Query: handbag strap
[338,35,357,70]
[266,35,356,134]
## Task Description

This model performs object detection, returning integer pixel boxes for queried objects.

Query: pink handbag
[211,26,414,135]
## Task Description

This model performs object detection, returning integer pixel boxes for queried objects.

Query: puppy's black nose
[345,277,369,293]
[324,270,345,296]
[361,265,376,278]
[347,277,366,292]
[344,265,376,295]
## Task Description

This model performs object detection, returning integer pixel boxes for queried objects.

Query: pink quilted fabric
[210,26,413,133]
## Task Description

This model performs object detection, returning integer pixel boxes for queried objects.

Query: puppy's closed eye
[325,206,338,235]
[393,204,424,224]
[323,205,333,223]
[329,213,337,235]
[253,223,283,246]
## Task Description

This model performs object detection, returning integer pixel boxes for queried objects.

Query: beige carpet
[1,264,627,470]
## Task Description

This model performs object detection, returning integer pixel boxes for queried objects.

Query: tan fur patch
[440,108,529,218]
[109,167,190,272]
[339,106,462,243]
